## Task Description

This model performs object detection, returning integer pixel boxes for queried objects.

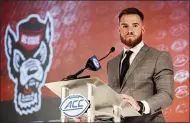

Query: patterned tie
[120,50,133,87]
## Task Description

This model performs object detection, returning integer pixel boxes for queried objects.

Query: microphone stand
[62,67,90,81]
[99,47,115,61]
[61,47,115,81]
[98,51,111,61]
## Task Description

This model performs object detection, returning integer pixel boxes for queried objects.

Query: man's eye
[123,25,128,28]
[133,25,138,27]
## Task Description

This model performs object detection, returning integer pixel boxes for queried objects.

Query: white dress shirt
[120,41,150,114]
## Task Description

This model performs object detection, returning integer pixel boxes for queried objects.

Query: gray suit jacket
[107,44,174,122]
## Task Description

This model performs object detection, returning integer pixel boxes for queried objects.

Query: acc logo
[59,94,90,118]
[173,54,188,67]
[92,57,100,69]
[174,70,189,83]
[174,85,189,99]
[175,102,188,114]
[171,39,188,52]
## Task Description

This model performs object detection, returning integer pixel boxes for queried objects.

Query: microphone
[63,47,115,80]
[98,47,115,61]
[85,47,115,71]
[69,55,101,78]
[110,47,116,52]
[85,55,101,71]
[85,47,115,70]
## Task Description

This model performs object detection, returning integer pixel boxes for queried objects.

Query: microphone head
[86,55,101,71]
[110,47,115,53]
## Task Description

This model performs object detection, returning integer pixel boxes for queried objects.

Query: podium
[45,77,140,122]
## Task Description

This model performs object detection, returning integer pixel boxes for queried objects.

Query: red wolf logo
[4,12,54,115]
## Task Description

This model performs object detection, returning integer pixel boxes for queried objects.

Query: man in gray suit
[107,8,174,122]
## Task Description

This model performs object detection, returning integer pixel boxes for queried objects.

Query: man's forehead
[119,14,142,24]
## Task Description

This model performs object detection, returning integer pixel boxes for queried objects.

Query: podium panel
[45,77,140,118]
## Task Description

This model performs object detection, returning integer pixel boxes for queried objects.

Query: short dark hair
[118,7,144,22]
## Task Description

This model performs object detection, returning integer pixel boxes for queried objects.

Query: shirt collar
[123,40,144,55]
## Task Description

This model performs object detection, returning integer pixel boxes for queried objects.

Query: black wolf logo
[4,13,54,115]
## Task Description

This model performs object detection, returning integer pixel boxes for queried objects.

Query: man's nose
[127,27,134,34]
[127,30,134,35]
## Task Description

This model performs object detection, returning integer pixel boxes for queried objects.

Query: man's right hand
[73,115,87,122]
[120,94,140,111]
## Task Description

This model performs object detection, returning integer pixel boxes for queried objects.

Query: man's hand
[120,94,140,111]
[73,115,87,122]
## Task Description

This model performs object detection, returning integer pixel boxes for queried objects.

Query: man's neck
[123,41,144,53]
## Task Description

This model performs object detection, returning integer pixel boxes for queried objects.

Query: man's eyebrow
[120,23,128,25]
[120,23,140,25]
[133,23,139,25]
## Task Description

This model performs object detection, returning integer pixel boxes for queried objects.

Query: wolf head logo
[4,13,54,115]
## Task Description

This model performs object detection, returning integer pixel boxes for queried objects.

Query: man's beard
[120,33,142,48]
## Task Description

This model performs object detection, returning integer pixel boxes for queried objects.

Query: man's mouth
[126,35,135,37]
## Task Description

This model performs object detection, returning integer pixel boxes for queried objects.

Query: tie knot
[122,50,133,59]
[125,50,133,55]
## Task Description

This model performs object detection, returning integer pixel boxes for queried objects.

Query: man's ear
[142,25,145,34]
[118,25,121,34]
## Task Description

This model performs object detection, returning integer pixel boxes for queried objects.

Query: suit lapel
[120,45,149,92]
[110,52,122,89]
[115,53,122,87]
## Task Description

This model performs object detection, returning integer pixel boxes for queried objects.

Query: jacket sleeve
[145,51,174,115]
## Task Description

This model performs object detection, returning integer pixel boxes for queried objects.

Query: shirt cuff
[141,100,150,114]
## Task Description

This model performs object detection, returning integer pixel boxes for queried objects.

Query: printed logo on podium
[59,94,90,118]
